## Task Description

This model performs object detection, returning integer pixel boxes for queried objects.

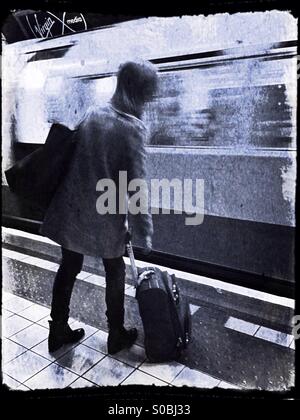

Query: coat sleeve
[125,126,153,240]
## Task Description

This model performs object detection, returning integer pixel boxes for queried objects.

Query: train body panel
[146,148,296,227]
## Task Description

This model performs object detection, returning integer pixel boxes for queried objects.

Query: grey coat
[39,104,153,258]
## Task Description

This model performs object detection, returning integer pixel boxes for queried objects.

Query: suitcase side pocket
[163,273,192,350]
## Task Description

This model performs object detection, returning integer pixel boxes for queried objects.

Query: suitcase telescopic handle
[125,230,139,286]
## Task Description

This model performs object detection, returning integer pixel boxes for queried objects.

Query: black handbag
[5,123,78,212]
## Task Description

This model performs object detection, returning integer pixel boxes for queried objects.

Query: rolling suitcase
[126,237,192,363]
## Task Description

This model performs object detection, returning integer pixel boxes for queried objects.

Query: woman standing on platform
[40,61,158,353]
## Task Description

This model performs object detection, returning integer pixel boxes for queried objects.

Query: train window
[14,65,51,143]
[144,71,212,146]
[45,76,116,129]
[93,77,117,103]
[13,72,117,143]
[144,55,296,149]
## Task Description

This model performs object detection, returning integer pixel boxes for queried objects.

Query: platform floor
[1,227,295,391]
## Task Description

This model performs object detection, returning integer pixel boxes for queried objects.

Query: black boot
[107,327,138,355]
[48,321,85,353]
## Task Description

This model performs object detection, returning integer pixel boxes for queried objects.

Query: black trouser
[50,247,126,329]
